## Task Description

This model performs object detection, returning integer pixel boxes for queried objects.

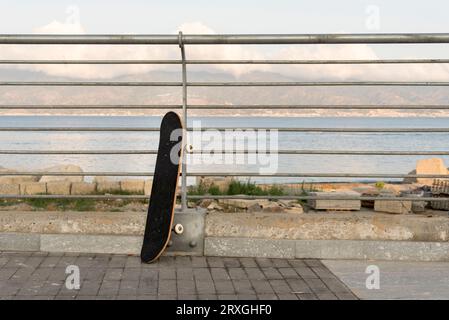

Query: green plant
[375,181,385,190]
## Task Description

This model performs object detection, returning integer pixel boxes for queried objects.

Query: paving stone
[288,279,313,294]
[0,253,356,300]
[193,268,212,281]
[276,293,299,300]
[178,294,198,300]
[269,279,292,294]
[157,294,177,300]
[158,279,177,295]
[98,280,120,296]
[304,278,330,294]
[239,258,258,268]
[256,294,278,300]
[191,257,208,268]
[251,280,274,294]
[210,268,230,280]
[316,292,338,300]
[228,267,247,280]
[218,294,238,300]
[232,279,254,294]
[297,293,318,300]
[294,267,319,279]
[245,267,265,280]
[119,280,139,295]
[159,268,176,280]
[177,280,196,295]
[207,257,225,268]
[104,268,123,281]
[121,268,141,281]
[223,258,241,268]
[261,267,283,280]
[198,294,218,300]
[214,280,235,294]
[278,268,299,279]
[176,268,194,280]
[195,280,216,294]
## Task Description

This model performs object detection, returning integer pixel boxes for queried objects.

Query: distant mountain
[1,68,449,117]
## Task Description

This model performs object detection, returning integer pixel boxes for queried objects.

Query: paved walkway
[0,252,357,300]
[323,260,449,300]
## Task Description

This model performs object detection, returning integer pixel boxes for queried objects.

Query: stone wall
[0,165,152,196]
[0,179,152,196]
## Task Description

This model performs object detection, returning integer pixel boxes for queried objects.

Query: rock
[283,206,304,214]
[144,179,153,195]
[39,165,84,183]
[247,203,263,212]
[0,167,40,184]
[46,181,71,195]
[199,199,213,208]
[94,177,121,193]
[308,191,361,211]
[262,202,283,213]
[20,182,47,195]
[0,184,20,195]
[218,198,259,209]
[415,158,449,185]
[120,179,145,194]
[207,202,223,211]
[412,201,428,213]
[403,170,417,184]
[374,198,412,214]
[71,182,96,195]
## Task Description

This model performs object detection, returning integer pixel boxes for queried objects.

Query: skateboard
[141,111,184,263]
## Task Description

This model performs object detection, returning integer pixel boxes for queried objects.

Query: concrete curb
[2,232,449,261]
[204,237,449,261]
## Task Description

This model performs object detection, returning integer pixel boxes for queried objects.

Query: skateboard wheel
[174,224,184,235]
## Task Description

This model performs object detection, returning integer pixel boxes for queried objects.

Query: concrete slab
[0,233,40,251]
[323,260,449,300]
[40,234,142,254]
[205,237,295,259]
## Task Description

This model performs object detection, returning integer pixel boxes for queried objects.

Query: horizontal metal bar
[187,195,449,202]
[188,104,449,110]
[2,59,449,65]
[0,127,161,131]
[3,81,449,87]
[2,33,449,45]
[189,150,449,156]
[191,173,449,178]
[187,81,449,87]
[0,194,149,200]
[1,104,449,110]
[0,172,447,178]
[0,150,158,155]
[0,60,182,64]
[0,127,448,133]
[0,81,181,86]
[0,105,182,110]
[0,172,153,176]
[2,150,449,156]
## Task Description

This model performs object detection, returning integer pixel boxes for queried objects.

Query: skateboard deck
[141,111,183,263]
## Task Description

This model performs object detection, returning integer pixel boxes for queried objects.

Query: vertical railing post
[179,31,188,211]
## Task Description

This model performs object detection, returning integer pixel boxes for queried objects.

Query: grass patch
[188,179,286,197]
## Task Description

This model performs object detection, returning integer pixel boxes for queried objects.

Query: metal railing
[1,33,449,207]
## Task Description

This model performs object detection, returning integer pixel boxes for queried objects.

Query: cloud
[1,20,449,81]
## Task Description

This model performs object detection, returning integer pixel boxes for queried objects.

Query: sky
[1,0,449,34]
[0,0,449,80]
